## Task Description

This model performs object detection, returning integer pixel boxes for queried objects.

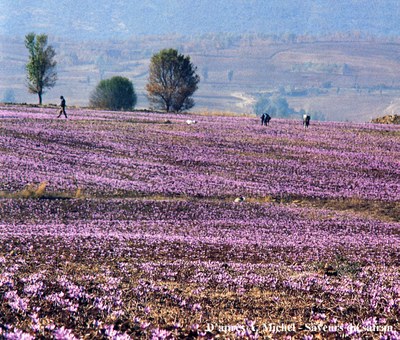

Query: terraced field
[0,105,399,339]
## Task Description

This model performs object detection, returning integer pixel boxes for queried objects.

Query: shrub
[89,76,137,111]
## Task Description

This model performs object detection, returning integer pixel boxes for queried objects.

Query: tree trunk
[38,92,42,105]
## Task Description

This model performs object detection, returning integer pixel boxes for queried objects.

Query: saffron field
[0,105,399,339]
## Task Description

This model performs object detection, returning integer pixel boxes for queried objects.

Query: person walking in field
[57,95,67,118]
[303,113,310,128]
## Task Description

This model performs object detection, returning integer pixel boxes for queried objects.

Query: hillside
[3,0,400,39]
[2,34,400,122]
[0,105,399,338]
[1,104,399,204]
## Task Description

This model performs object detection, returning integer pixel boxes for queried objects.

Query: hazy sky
[1,0,400,39]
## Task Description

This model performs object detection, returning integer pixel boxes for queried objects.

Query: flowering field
[0,105,399,339]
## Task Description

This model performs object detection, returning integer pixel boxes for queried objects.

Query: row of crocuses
[0,198,399,338]
[0,106,399,201]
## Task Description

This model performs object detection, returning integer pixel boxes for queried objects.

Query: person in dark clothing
[264,113,271,126]
[261,113,265,125]
[303,114,310,128]
[261,112,271,126]
[57,96,67,118]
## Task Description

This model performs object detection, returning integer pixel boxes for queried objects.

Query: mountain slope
[2,0,400,39]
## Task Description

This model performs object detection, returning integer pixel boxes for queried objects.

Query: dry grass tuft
[0,182,86,200]
[34,181,48,198]
[74,187,83,199]
[16,182,47,198]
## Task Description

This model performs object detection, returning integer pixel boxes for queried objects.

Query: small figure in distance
[234,196,245,203]
[261,112,271,126]
[303,113,310,129]
[57,96,67,119]
[264,113,271,126]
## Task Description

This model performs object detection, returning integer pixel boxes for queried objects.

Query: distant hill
[2,33,400,122]
[2,0,400,39]
[3,1,400,121]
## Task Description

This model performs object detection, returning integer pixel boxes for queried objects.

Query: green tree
[227,70,234,82]
[25,33,57,105]
[146,49,200,112]
[202,67,209,82]
[254,95,271,116]
[89,76,137,111]
[254,95,294,117]
[2,89,16,103]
